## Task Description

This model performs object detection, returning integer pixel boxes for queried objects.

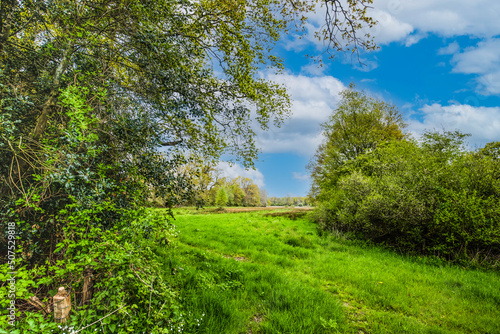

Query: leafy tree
[478,141,500,160]
[260,188,269,207]
[244,183,261,207]
[231,177,261,207]
[309,84,406,203]
[178,158,226,207]
[421,130,470,158]
[229,182,246,207]
[215,187,229,208]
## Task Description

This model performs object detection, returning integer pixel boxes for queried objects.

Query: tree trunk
[53,287,71,324]
[32,41,75,140]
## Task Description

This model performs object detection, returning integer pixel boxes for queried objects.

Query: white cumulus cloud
[371,0,500,43]
[450,38,500,95]
[438,41,460,55]
[408,103,500,147]
[292,172,311,181]
[255,73,345,156]
[217,161,265,188]
[367,8,414,45]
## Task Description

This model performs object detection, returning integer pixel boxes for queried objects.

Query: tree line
[268,196,310,207]
[149,159,312,208]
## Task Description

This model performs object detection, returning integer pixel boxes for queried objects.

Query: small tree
[215,187,229,208]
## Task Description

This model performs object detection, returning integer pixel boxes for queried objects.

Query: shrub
[313,133,500,267]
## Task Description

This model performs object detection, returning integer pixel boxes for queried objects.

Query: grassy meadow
[155,208,500,334]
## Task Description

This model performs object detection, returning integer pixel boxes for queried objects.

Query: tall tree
[309,85,406,203]
[244,183,261,207]
[229,181,246,207]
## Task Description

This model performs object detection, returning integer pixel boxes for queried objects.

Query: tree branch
[160,139,183,147]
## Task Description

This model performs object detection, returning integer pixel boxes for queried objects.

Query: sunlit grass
[157,210,500,333]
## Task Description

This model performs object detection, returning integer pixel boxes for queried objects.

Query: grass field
[156,209,500,333]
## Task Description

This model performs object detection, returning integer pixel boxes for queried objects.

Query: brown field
[223,206,314,213]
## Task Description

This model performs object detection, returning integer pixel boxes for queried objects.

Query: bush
[0,86,195,332]
[313,133,500,268]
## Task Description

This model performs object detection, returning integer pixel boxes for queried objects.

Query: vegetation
[308,84,407,204]
[215,187,229,209]
[268,196,311,207]
[4,0,498,333]
[309,86,500,268]
[0,0,378,332]
[168,209,500,333]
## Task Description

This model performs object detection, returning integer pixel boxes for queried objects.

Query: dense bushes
[0,85,191,332]
[313,131,500,267]
[310,86,500,267]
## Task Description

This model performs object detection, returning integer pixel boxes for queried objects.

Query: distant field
[224,206,314,213]
[173,206,315,213]
[157,209,500,334]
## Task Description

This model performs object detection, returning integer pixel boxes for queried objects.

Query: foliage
[0,0,378,331]
[243,183,261,207]
[215,187,229,209]
[0,209,186,333]
[309,85,500,267]
[312,129,500,267]
[175,160,267,208]
[478,141,500,160]
[0,86,187,332]
[308,84,406,203]
[268,196,310,206]
[228,182,246,207]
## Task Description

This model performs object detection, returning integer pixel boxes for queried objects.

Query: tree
[478,141,500,160]
[229,181,246,207]
[310,132,500,266]
[244,183,261,207]
[215,187,229,208]
[178,158,226,207]
[260,188,268,207]
[309,84,406,202]
[1,0,378,212]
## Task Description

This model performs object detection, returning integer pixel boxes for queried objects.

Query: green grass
[156,209,500,333]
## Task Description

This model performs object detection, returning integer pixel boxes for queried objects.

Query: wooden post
[81,268,93,306]
[53,287,71,323]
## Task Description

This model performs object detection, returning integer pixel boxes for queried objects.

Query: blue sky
[220,0,500,197]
